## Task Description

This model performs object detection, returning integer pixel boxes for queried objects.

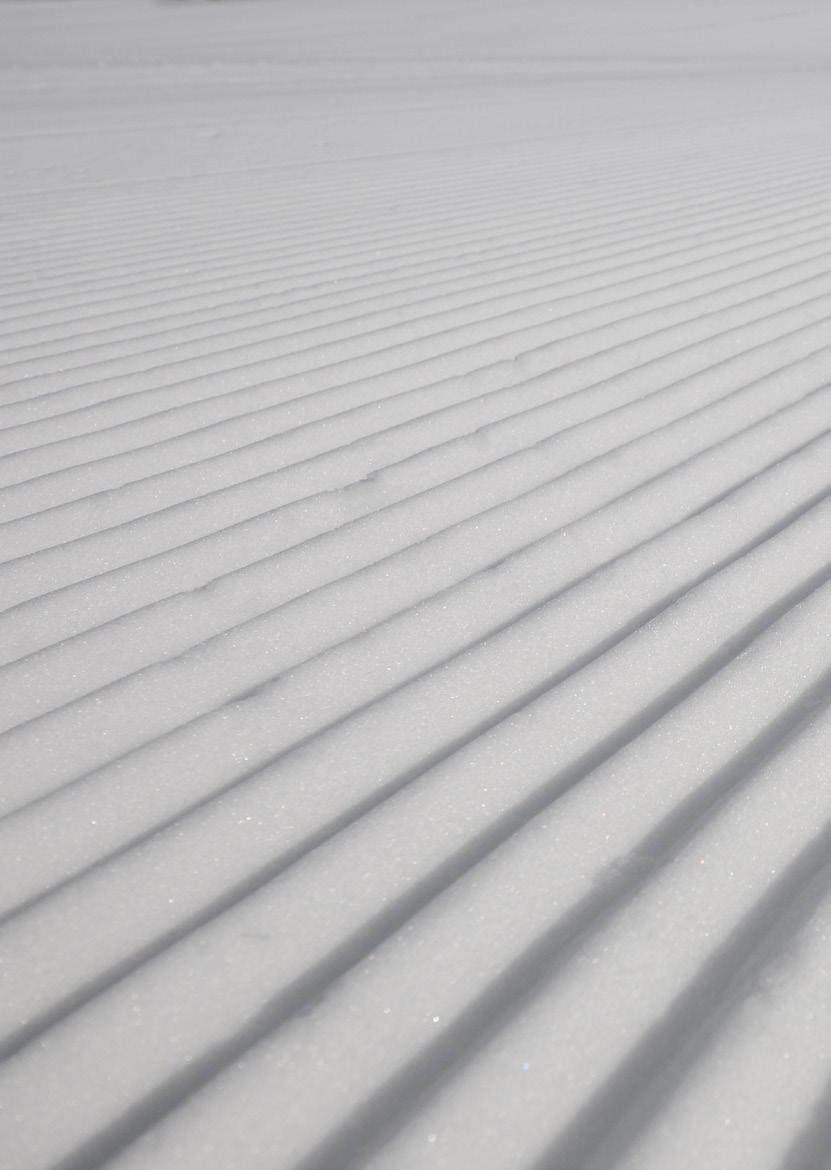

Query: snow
[2,1,831,1168]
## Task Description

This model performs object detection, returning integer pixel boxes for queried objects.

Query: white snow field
[2,0,831,1167]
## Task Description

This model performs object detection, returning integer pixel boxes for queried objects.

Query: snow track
[2,2,831,1168]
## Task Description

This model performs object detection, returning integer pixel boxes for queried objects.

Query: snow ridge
[3,3,831,1169]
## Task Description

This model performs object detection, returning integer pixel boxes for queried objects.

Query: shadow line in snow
[0,249,762,554]
[528,800,831,1170]
[776,1076,831,1170]
[3,474,831,1069]
[7,164,831,426]
[44,577,831,1170]
[293,677,831,1170]
[3,393,829,837]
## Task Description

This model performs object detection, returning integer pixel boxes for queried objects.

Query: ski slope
[2,1,831,1167]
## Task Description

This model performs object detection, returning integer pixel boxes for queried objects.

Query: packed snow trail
[2,2,831,1169]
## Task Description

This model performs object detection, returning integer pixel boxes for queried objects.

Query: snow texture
[2,1,831,1168]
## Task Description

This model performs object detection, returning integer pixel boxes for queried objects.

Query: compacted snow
[2,1,831,1168]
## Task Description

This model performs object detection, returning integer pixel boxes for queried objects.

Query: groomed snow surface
[2,1,831,1167]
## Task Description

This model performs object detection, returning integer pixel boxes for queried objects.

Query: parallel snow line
[3,122,814,215]
[2,326,829,662]
[0,142,567,238]
[1,178,815,315]
[6,10,831,1170]
[6,210,831,456]
[4,171,729,309]
[2,419,827,921]
[8,189,831,406]
[3,134,816,266]
[4,154,827,354]
[5,515,831,1169]
[3,381,825,731]
[3,472,828,1006]
[13,219,831,392]
[9,179,830,367]
[4,149,820,300]
[6,435,831,917]
[76,568,831,1170]
[2,298,830,608]
[16,701,831,1170]
[3,379,826,790]
[528,806,831,1170]
[13,207,831,389]
[0,123,689,202]
[592,884,831,1170]
[0,124,606,201]
[9,585,831,1160]
[3,123,814,230]
[3,151,828,304]
[6,208,801,374]
[5,241,831,524]
[12,184,831,399]
[0,150,623,253]
[9,190,831,429]
[11,235,831,494]
[10,168,801,320]
[4,161,831,340]
[7,120,826,243]
[305,676,831,1170]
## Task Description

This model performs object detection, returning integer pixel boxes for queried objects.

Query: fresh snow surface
[2,1,831,1168]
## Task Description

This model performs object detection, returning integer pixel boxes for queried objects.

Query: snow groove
[3,4,831,1170]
